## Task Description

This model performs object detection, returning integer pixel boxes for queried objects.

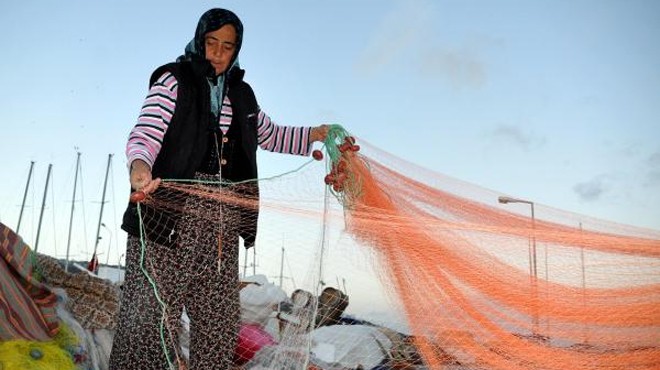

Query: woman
[110,8,328,370]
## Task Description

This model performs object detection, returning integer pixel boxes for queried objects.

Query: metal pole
[530,203,537,279]
[243,251,248,278]
[579,222,585,290]
[279,246,285,288]
[118,253,125,282]
[16,161,35,234]
[252,246,256,276]
[579,222,587,344]
[529,202,540,336]
[65,152,81,272]
[34,164,52,253]
[93,154,113,256]
[498,196,540,338]
[103,223,112,265]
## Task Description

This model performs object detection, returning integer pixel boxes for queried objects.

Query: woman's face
[204,24,237,75]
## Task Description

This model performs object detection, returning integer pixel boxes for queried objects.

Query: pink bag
[234,323,276,365]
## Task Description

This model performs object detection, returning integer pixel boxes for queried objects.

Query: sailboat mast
[93,154,113,257]
[65,152,81,272]
[34,163,52,253]
[16,161,35,234]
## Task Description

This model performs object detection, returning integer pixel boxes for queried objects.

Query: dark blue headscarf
[185,8,243,66]
[179,9,245,117]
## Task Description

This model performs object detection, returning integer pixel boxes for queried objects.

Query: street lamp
[498,195,541,338]
[498,196,537,279]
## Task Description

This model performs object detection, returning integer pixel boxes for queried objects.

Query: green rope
[159,156,316,187]
[321,124,363,207]
[136,204,175,370]
[323,124,353,163]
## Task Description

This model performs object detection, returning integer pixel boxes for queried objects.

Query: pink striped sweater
[126,72,313,169]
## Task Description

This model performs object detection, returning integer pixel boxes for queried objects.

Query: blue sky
[1,0,659,264]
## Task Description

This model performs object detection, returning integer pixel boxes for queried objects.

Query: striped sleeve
[125,72,178,170]
[256,110,312,156]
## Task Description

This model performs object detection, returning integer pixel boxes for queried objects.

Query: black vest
[121,61,260,247]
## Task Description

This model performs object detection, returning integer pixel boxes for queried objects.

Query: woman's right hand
[129,159,161,195]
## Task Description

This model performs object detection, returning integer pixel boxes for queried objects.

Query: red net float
[324,174,334,185]
[338,142,351,153]
[336,160,347,173]
[129,191,146,203]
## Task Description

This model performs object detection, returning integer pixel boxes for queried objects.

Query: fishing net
[129,125,660,370]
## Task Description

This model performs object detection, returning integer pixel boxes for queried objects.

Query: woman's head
[204,24,237,75]
[190,8,244,75]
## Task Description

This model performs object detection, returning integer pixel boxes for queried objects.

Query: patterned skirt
[110,173,240,370]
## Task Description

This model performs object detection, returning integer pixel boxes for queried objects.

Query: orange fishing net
[132,127,660,369]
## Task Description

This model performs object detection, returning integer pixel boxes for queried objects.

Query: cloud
[489,124,544,151]
[571,150,660,204]
[644,150,660,187]
[419,48,487,89]
[646,170,660,186]
[354,1,489,90]
[619,143,639,158]
[573,176,608,202]
[417,33,501,89]
[353,2,431,75]
[647,150,660,167]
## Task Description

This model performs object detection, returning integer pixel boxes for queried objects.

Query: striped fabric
[219,94,233,133]
[126,72,312,170]
[126,72,178,169]
[256,110,310,155]
[0,222,59,340]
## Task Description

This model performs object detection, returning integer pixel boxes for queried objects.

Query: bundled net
[130,126,660,370]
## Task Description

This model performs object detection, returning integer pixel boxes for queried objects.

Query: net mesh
[130,129,660,370]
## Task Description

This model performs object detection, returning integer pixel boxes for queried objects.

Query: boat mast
[16,161,35,234]
[93,154,113,262]
[34,163,52,253]
[65,151,81,272]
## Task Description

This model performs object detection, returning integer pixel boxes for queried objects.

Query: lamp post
[498,196,537,279]
[498,195,540,337]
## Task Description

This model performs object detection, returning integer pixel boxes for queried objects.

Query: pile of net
[133,126,660,370]
[0,222,118,370]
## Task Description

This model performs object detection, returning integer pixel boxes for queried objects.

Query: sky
[1,0,659,268]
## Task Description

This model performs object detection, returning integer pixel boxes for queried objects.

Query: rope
[136,204,176,370]
[159,157,316,187]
